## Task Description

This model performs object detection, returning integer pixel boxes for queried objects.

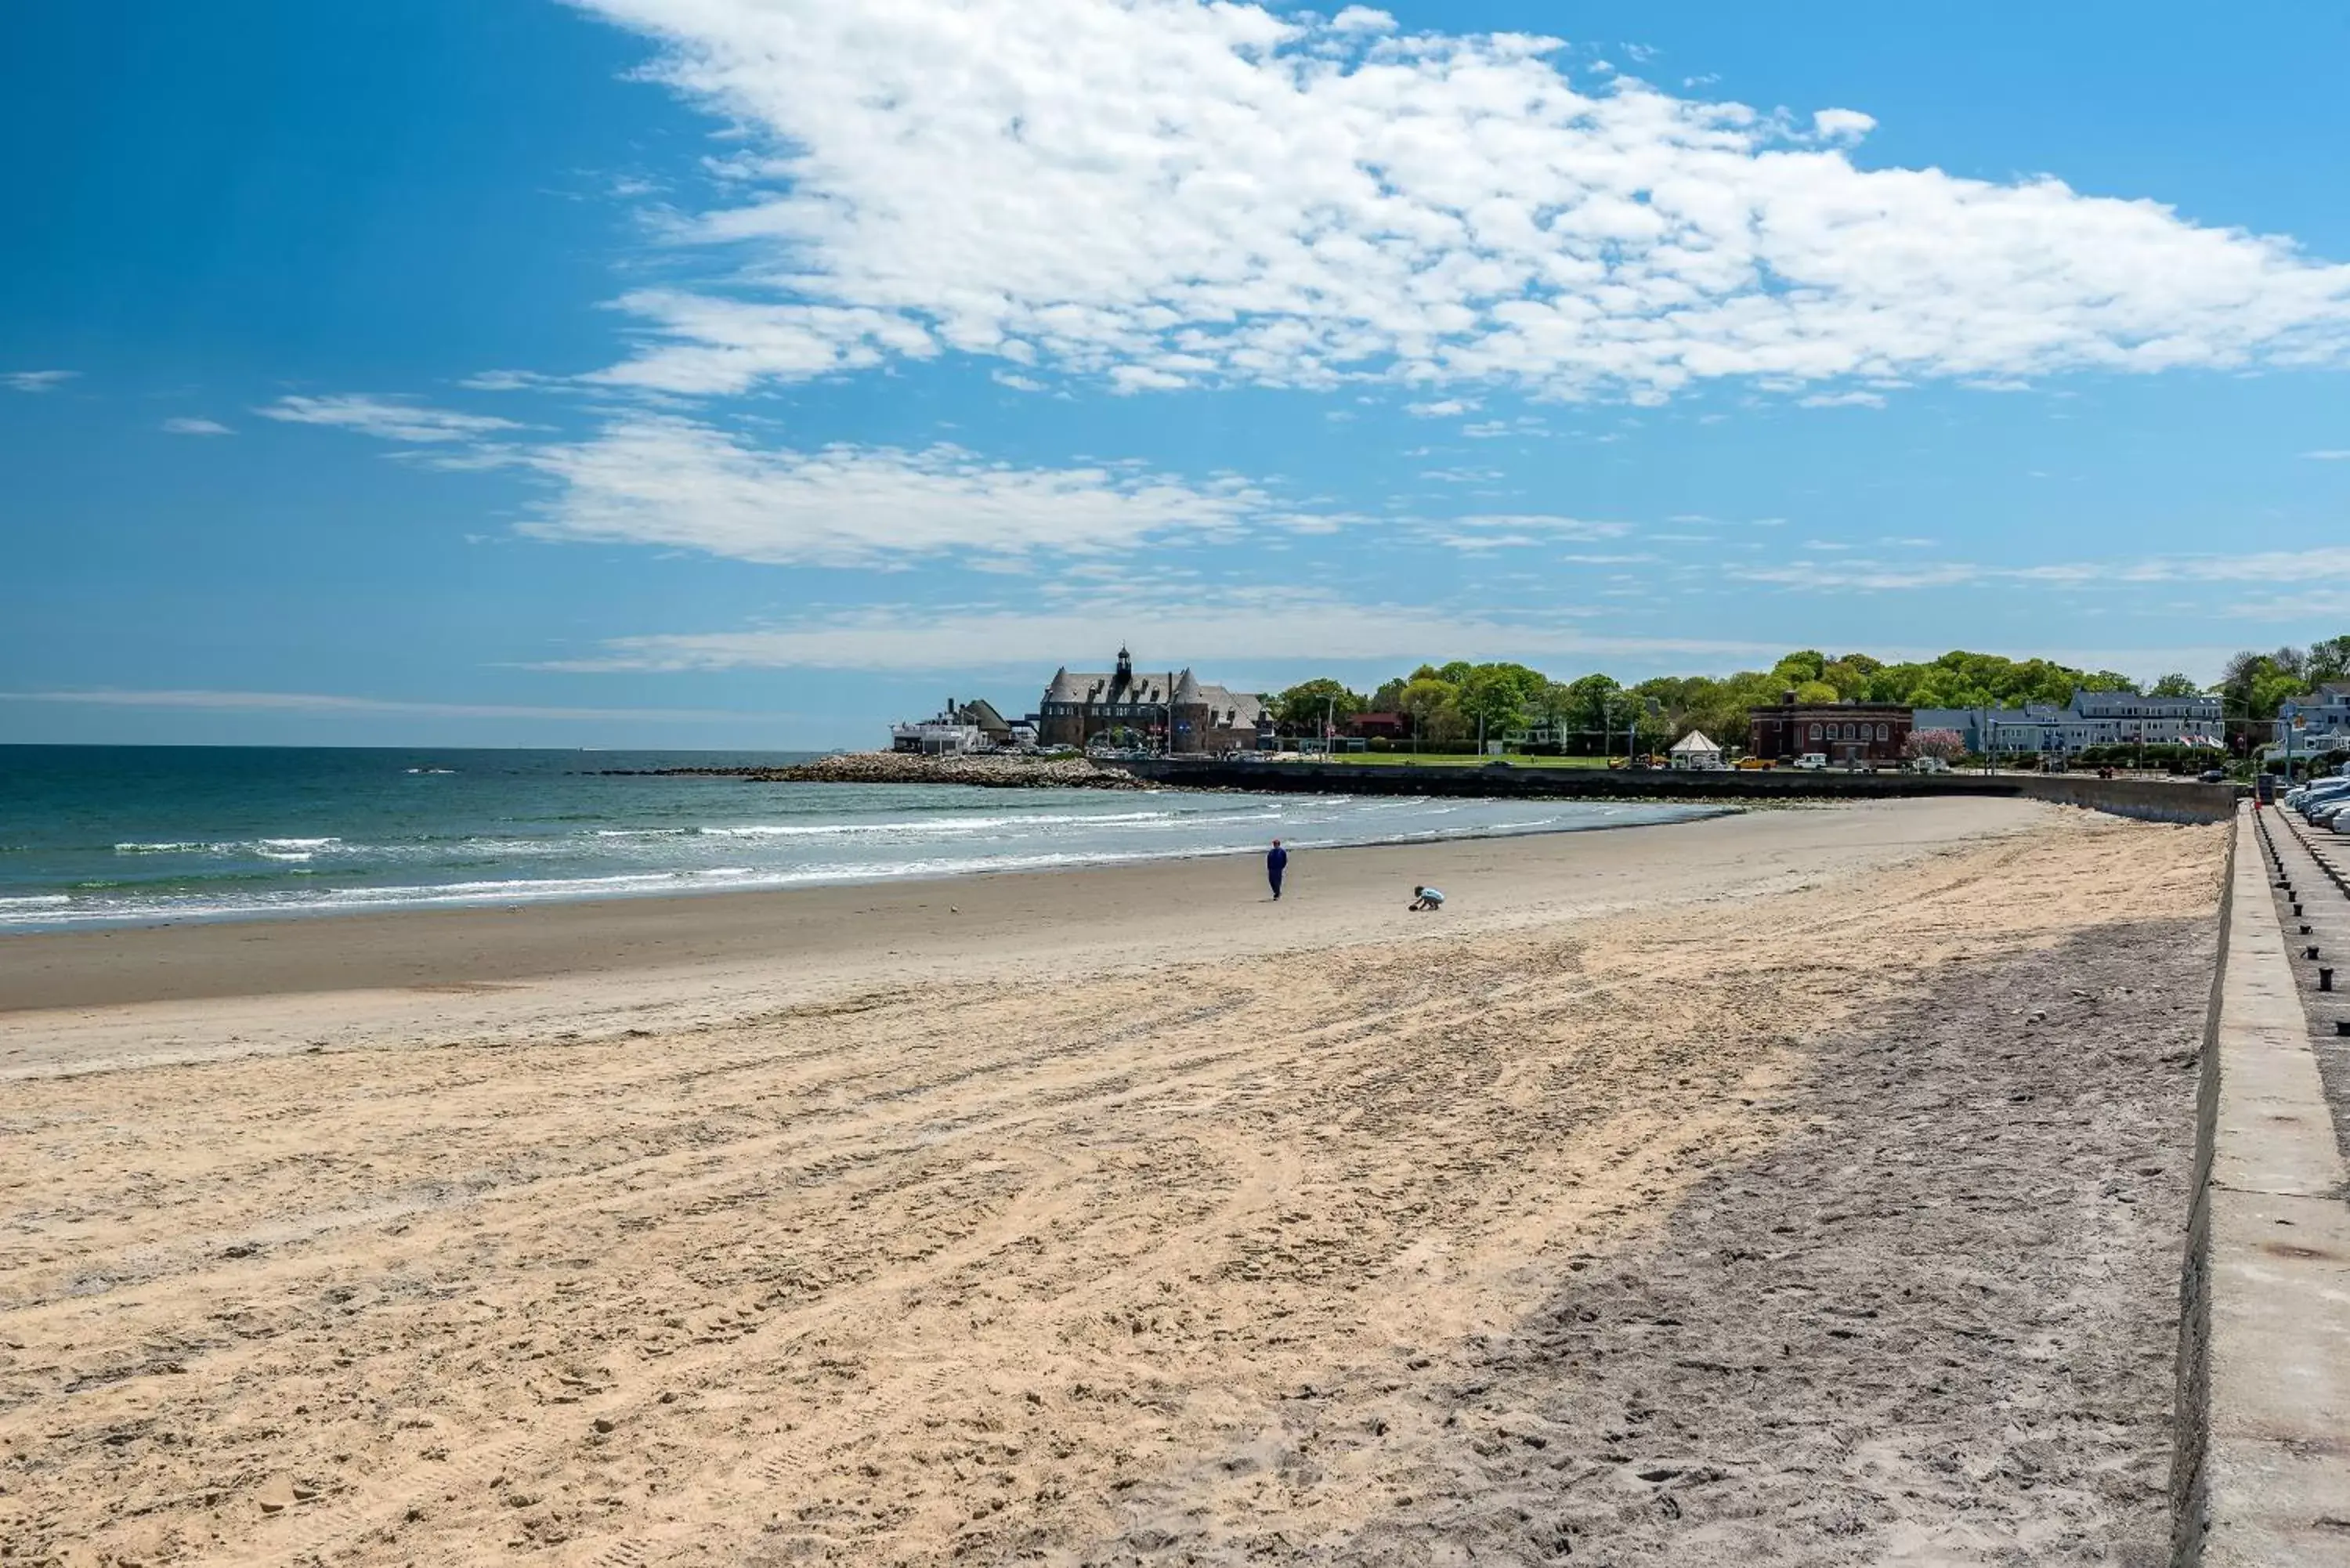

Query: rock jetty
[602,751,1148,789]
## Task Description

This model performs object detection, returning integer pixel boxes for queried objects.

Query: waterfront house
[1036,647,1266,754]
[1747,695,1912,766]
[1915,690,2223,757]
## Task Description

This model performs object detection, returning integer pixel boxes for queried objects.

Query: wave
[114,836,344,856]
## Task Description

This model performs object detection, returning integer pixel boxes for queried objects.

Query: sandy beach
[0,798,2225,1565]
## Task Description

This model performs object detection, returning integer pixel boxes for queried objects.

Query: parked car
[1734,756,1773,771]
[1908,756,1950,775]
[1791,753,1828,772]
[2198,768,2228,783]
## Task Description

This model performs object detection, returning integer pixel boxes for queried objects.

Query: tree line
[1264,639,2350,755]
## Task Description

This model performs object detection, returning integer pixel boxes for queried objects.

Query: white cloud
[574,0,2350,404]
[1738,542,2350,593]
[1810,108,1876,143]
[256,394,526,443]
[4,370,77,392]
[0,688,768,721]
[537,588,1775,673]
[514,414,1307,566]
[1405,398,1473,417]
[1411,512,1632,552]
[161,417,233,436]
[1328,6,1396,34]
[1796,390,1885,409]
[2302,449,2350,460]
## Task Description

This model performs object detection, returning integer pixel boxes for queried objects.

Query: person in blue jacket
[1266,838,1288,900]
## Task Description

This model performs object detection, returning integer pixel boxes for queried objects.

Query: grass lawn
[1303,752,1618,769]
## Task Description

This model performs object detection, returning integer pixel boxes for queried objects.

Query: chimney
[1782,689,1798,706]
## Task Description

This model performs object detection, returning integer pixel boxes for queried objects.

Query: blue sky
[6,0,2348,749]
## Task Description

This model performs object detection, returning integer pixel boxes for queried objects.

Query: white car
[1908,756,1951,775]
[1791,753,1829,771]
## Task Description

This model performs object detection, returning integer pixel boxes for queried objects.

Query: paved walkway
[2266,806,2350,1169]
[2181,804,2350,1565]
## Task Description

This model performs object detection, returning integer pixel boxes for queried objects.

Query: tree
[2307,635,2350,684]
[1456,666,1531,743]
[1558,674,1622,755]
[1399,677,1464,742]
[2148,672,2203,698]
[1906,728,1967,762]
[1769,651,1826,694]
[1271,678,1363,733]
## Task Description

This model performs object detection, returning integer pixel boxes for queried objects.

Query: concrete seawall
[2170,804,2350,1565]
[1119,758,2237,824]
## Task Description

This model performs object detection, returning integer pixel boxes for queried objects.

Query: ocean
[0,746,1724,932]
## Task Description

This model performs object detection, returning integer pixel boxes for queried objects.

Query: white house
[2276,684,2350,751]
[1914,690,2222,755]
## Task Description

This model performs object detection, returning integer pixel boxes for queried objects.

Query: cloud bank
[541,588,1777,672]
[573,0,2350,401]
[515,414,1311,565]
[258,395,526,443]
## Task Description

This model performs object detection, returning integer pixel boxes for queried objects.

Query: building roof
[1039,659,1264,725]
[957,697,1011,732]
[1054,671,1177,705]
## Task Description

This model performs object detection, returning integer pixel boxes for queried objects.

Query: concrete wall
[1118,758,2238,825]
[2170,806,2350,1565]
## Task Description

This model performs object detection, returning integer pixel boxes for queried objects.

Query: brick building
[1747,696,1913,766]
[1036,647,1266,754]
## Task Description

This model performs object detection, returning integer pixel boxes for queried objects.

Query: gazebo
[1669,729,1726,770]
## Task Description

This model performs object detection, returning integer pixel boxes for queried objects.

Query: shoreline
[0,800,1740,938]
[3,797,2040,1064]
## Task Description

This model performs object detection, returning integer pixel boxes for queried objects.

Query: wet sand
[0,799,2225,1565]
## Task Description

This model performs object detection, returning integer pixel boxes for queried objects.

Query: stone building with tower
[1036,647,1267,754]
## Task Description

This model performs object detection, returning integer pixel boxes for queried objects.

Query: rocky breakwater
[608,752,1149,790]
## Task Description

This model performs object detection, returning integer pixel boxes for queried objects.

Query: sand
[0,798,2225,1566]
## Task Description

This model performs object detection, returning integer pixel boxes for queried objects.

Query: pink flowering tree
[1905,727,1967,761]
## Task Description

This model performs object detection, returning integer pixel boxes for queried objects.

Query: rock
[598,753,1149,790]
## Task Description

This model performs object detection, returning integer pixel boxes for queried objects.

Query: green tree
[1399,677,1464,743]
[1271,678,1364,733]
[1456,666,1531,743]
[2306,635,2350,684]
[1559,673,1622,755]
[2148,672,2203,698]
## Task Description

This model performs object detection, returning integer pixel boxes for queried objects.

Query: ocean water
[0,746,1724,932]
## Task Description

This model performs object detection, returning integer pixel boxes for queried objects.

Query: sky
[5,0,2349,750]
